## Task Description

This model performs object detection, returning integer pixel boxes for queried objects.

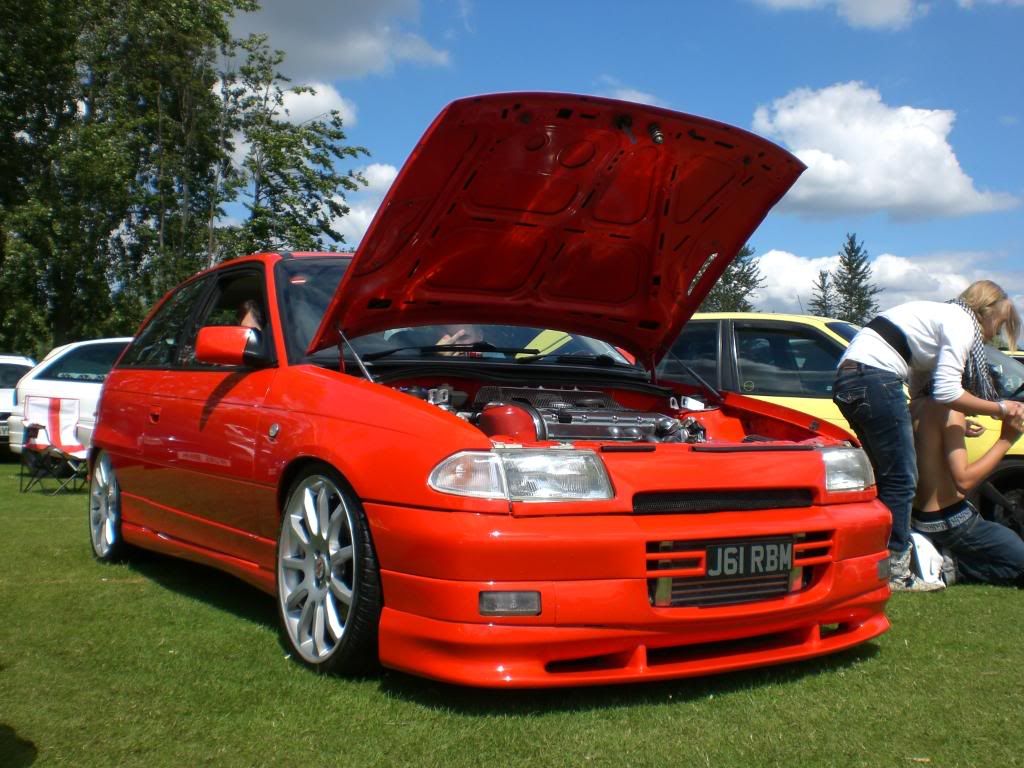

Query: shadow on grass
[377,642,881,714]
[122,549,277,629]
[0,724,38,767]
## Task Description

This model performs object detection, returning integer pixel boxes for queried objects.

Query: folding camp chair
[18,396,88,494]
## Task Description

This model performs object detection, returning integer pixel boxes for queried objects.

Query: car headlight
[429,449,613,501]
[821,446,875,492]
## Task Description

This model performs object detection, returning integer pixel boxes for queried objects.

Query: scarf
[948,298,1000,402]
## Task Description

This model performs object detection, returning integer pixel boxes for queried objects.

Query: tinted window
[735,325,843,397]
[120,277,211,368]
[657,322,719,386]
[35,342,129,383]
[826,321,860,343]
[277,258,350,362]
[0,363,31,388]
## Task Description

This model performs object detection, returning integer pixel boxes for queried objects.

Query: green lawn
[1,458,1022,768]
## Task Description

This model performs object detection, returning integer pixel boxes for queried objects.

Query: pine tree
[699,244,764,312]
[833,233,880,325]
[808,270,837,317]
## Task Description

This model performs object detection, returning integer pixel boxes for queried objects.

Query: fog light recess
[478,591,541,617]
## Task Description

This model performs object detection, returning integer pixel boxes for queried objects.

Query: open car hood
[310,92,804,364]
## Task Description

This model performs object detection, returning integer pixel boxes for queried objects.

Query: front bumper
[366,500,891,687]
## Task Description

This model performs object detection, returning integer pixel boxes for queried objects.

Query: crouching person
[911,394,1024,586]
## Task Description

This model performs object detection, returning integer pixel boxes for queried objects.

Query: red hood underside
[310,92,804,364]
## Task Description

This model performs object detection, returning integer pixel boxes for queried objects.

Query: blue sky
[232,0,1024,317]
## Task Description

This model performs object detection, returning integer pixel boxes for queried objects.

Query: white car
[7,338,132,454]
[0,354,36,450]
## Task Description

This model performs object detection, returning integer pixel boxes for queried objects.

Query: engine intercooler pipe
[477,402,546,441]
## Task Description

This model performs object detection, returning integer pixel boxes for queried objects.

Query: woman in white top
[833,280,1023,591]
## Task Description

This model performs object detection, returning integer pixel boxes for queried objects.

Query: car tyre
[276,464,381,675]
[89,451,127,562]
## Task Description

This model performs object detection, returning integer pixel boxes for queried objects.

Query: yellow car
[659,312,1024,532]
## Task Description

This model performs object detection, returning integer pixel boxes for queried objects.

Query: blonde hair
[959,280,1021,352]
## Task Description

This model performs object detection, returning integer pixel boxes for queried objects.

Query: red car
[89,93,890,688]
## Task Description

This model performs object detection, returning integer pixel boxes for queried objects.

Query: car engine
[399,384,708,444]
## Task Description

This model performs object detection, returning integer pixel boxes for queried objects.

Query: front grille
[647,531,834,607]
[633,489,813,514]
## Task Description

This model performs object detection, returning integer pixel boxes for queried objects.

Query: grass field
[1,458,1022,768]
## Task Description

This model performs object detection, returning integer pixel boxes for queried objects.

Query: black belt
[866,316,912,365]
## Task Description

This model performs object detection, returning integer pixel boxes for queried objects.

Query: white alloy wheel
[89,451,123,561]
[278,472,363,666]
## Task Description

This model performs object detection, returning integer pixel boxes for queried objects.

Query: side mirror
[195,326,273,368]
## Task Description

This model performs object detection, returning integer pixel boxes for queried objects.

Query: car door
[727,319,849,430]
[142,265,279,561]
[107,275,216,521]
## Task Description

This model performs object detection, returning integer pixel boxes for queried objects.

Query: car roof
[691,312,847,325]
[38,337,134,362]
[0,354,35,367]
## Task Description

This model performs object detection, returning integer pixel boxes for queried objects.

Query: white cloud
[333,163,399,245]
[753,248,1024,314]
[958,0,1024,7]
[752,82,1018,219]
[282,83,358,127]
[752,0,924,29]
[753,249,841,312]
[361,163,399,189]
[231,0,450,83]
[595,76,662,107]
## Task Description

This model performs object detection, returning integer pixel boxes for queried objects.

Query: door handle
[149,408,161,423]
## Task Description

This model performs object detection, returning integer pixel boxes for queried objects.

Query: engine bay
[396,382,711,444]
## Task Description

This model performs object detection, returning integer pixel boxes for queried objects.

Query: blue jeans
[833,363,916,554]
[919,508,1024,586]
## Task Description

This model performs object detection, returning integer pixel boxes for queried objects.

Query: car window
[735,325,843,398]
[34,342,129,383]
[181,268,271,368]
[826,321,860,343]
[657,322,719,386]
[277,258,350,363]
[119,277,211,368]
[0,363,31,388]
[986,346,1024,400]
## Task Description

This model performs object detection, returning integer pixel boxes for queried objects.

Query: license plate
[0,424,8,438]
[706,539,793,578]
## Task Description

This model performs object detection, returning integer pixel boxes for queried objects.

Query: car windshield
[349,325,635,367]
[277,257,640,373]
[986,346,1024,400]
[276,257,353,362]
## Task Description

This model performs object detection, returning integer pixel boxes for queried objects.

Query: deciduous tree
[216,34,367,259]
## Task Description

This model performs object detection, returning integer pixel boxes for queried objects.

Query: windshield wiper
[362,342,539,362]
[657,354,722,402]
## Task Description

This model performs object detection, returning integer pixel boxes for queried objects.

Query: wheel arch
[276,455,362,519]
[972,457,1024,516]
